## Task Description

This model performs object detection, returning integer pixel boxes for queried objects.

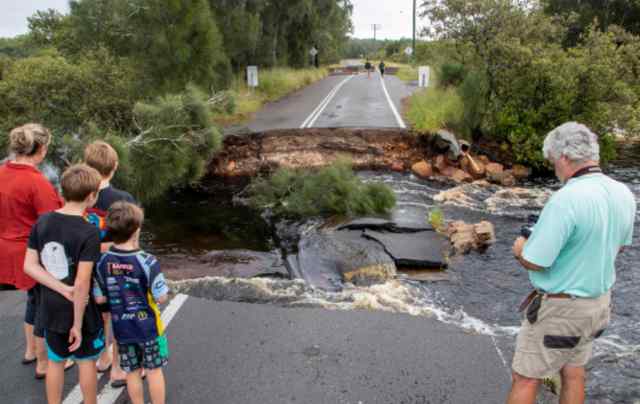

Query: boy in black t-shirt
[84,141,135,385]
[25,164,104,404]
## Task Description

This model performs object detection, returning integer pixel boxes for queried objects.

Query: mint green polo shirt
[523,173,636,297]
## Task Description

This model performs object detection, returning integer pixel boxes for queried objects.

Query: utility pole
[372,24,382,42]
[412,0,416,62]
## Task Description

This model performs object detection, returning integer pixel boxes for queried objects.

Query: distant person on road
[364,60,372,78]
[24,164,104,404]
[379,60,386,77]
[84,140,136,387]
[508,122,636,404]
[0,124,64,378]
[94,202,170,404]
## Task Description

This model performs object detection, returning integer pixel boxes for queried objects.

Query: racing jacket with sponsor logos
[94,247,169,344]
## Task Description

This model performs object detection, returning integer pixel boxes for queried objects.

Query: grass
[214,67,328,126]
[406,86,464,133]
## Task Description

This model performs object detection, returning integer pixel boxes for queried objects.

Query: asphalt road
[1,291,512,404]
[248,72,416,132]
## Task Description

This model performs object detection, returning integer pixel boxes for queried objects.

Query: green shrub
[458,70,489,138]
[406,87,464,134]
[248,159,396,218]
[439,63,466,87]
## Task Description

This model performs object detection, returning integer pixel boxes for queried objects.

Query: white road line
[300,75,354,128]
[63,294,189,404]
[379,75,407,129]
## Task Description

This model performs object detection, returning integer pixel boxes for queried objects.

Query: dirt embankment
[208,128,432,178]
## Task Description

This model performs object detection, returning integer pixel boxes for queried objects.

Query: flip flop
[22,357,37,365]
[97,364,112,373]
[110,379,126,388]
[35,371,46,380]
[64,360,75,372]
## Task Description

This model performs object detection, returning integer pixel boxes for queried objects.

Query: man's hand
[68,326,82,352]
[512,236,527,259]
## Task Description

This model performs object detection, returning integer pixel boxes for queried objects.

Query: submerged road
[249,71,416,132]
[0,72,515,404]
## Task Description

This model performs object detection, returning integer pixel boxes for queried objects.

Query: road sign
[405,47,413,56]
[247,66,259,88]
[419,66,430,88]
[309,47,318,57]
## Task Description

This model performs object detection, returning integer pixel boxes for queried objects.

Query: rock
[391,161,405,172]
[479,155,490,164]
[461,155,486,179]
[485,162,504,176]
[451,168,473,183]
[447,221,496,255]
[226,160,236,172]
[411,160,433,179]
[161,250,288,281]
[511,164,531,180]
[501,171,517,187]
[363,230,449,268]
[433,154,448,173]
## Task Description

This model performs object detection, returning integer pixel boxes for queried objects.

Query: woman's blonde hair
[9,124,52,156]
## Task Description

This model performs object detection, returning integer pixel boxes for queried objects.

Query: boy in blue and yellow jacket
[94,202,169,404]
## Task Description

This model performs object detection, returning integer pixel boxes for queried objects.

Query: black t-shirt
[86,186,136,242]
[95,186,135,212]
[28,212,102,334]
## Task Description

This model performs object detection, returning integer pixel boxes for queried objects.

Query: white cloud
[0,0,70,38]
[349,0,427,40]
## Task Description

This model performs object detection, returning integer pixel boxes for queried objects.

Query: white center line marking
[379,75,407,129]
[63,294,189,404]
[300,75,354,129]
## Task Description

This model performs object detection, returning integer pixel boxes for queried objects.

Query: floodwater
[146,144,640,403]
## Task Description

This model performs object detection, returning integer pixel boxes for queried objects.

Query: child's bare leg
[35,336,48,374]
[24,323,36,360]
[146,368,166,404]
[126,369,145,404]
[77,360,98,404]
[110,342,127,381]
[98,313,112,368]
[45,360,65,404]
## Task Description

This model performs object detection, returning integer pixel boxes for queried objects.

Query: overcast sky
[0,0,425,40]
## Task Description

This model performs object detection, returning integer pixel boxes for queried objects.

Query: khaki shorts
[512,291,610,379]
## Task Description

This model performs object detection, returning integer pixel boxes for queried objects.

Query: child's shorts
[118,335,169,372]
[45,329,105,362]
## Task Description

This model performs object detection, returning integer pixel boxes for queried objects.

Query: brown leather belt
[545,293,573,299]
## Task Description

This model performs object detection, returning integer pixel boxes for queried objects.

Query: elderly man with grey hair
[507,122,636,404]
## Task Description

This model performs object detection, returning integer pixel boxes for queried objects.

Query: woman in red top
[0,124,62,376]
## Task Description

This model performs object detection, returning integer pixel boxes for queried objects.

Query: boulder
[433,154,448,173]
[461,155,486,179]
[411,160,433,178]
[512,164,531,180]
[363,229,449,268]
[447,220,496,255]
[479,155,491,165]
[500,171,517,187]
[338,218,432,233]
[485,162,504,177]
[391,161,405,172]
[451,168,474,183]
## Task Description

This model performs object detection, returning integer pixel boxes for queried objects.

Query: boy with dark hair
[84,140,135,385]
[24,164,104,404]
[94,202,169,404]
